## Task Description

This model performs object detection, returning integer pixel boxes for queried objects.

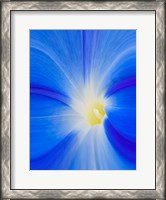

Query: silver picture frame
[1,0,165,199]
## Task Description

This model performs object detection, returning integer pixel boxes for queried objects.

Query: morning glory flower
[30,30,136,170]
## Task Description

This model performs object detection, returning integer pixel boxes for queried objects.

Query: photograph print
[30,30,136,170]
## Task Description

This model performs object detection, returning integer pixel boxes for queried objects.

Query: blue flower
[30,30,136,170]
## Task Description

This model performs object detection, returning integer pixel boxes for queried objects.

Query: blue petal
[30,30,85,98]
[105,77,136,97]
[69,126,135,170]
[30,93,78,160]
[104,118,136,166]
[30,132,78,170]
[81,30,136,90]
[105,86,136,140]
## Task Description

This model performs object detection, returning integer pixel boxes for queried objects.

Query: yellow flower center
[85,100,105,126]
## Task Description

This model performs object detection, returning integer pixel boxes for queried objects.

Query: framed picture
[1,0,165,199]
